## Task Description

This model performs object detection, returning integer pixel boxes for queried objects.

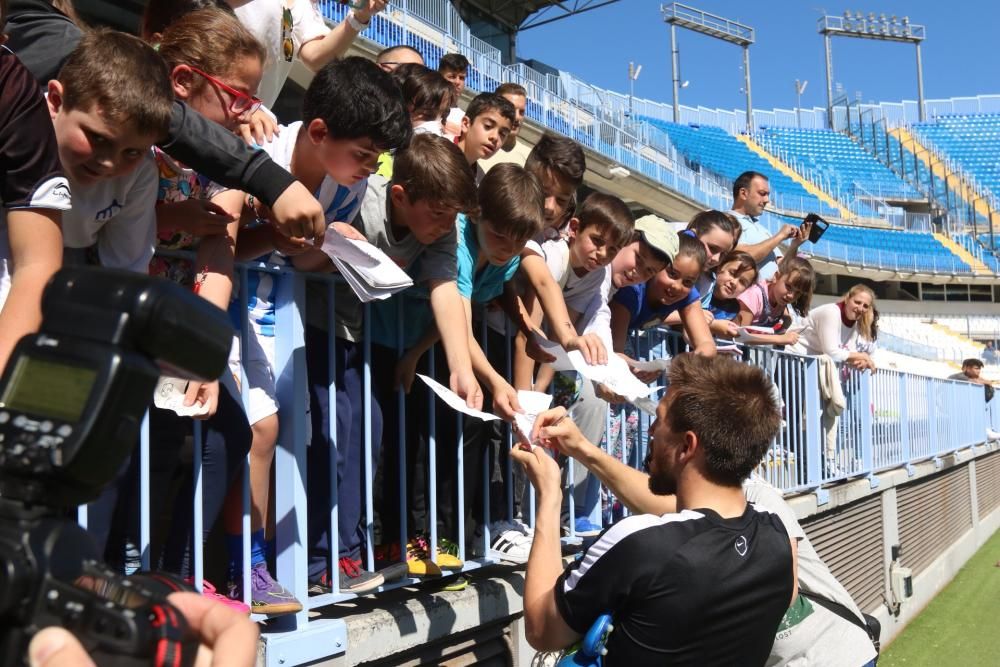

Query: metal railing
[90,255,999,665]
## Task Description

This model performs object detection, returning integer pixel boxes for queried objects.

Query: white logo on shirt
[735,535,748,557]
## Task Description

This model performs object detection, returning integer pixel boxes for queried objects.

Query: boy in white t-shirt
[232,57,412,595]
[48,31,173,275]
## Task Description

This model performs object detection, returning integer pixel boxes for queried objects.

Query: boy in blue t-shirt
[378,163,544,576]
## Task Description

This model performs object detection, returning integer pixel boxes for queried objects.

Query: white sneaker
[487,522,533,564]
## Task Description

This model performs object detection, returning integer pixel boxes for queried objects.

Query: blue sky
[517,0,999,112]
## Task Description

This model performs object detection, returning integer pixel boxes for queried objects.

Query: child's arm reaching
[428,279,483,409]
[675,301,716,356]
[519,253,606,365]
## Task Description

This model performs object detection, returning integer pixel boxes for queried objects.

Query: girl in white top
[790,284,877,372]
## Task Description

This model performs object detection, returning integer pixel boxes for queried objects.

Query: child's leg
[222,333,280,579]
[161,387,252,577]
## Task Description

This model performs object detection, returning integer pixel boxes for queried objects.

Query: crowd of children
[0,0,867,624]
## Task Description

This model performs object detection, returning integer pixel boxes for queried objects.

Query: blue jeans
[306,328,382,579]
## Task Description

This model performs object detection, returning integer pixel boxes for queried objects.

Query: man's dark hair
[477,163,544,242]
[302,56,411,151]
[465,92,516,127]
[376,44,423,64]
[438,52,469,73]
[732,170,768,201]
[575,192,634,250]
[495,82,527,98]
[665,354,782,487]
[393,133,478,215]
[390,63,455,123]
[525,133,586,189]
[963,358,985,369]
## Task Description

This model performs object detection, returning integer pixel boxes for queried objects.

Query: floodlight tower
[818,12,927,128]
[662,3,755,130]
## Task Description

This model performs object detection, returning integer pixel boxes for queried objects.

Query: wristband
[347,12,370,32]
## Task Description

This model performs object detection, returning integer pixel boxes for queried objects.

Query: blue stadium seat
[758,127,921,201]
[913,114,1000,202]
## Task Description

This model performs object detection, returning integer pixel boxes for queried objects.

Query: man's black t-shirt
[554,504,793,666]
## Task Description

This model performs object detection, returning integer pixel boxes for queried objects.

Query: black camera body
[0,267,234,666]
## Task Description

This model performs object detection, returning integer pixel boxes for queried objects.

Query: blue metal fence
[103,263,997,664]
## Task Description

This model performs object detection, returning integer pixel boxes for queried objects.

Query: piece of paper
[319,230,414,302]
[532,333,659,402]
[530,331,587,373]
[417,374,501,422]
[630,357,671,373]
[736,326,778,345]
[153,376,211,417]
[512,390,553,448]
[634,396,659,415]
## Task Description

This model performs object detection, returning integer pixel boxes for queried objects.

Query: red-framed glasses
[188,66,262,118]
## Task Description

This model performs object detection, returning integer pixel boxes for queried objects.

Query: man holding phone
[731,171,812,280]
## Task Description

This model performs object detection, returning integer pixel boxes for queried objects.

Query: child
[300,131,481,592]
[495,82,527,151]
[49,30,173,275]
[386,163,544,575]
[737,255,816,346]
[705,251,759,338]
[390,63,455,136]
[439,52,469,138]
[144,8,301,615]
[683,210,740,307]
[611,233,714,356]
[0,11,68,372]
[374,63,454,178]
[226,56,410,595]
[456,92,515,176]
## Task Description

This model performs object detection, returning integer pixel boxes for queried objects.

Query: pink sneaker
[194,579,251,615]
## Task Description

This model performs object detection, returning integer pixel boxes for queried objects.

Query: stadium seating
[880,313,984,363]
[640,119,840,217]
[912,114,1000,202]
[758,126,922,202]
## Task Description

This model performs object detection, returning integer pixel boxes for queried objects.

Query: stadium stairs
[932,232,993,275]
[888,126,993,223]
[735,134,854,220]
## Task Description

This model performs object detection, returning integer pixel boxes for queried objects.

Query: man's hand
[491,379,523,421]
[269,181,326,245]
[27,591,259,667]
[530,406,589,458]
[567,333,607,365]
[269,224,312,256]
[450,368,484,410]
[184,380,220,419]
[795,219,814,247]
[510,441,563,500]
[352,0,388,23]
[237,109,279,146]
[776,223,800,242]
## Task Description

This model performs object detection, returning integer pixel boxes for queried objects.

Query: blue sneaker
[573,518,603,538]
